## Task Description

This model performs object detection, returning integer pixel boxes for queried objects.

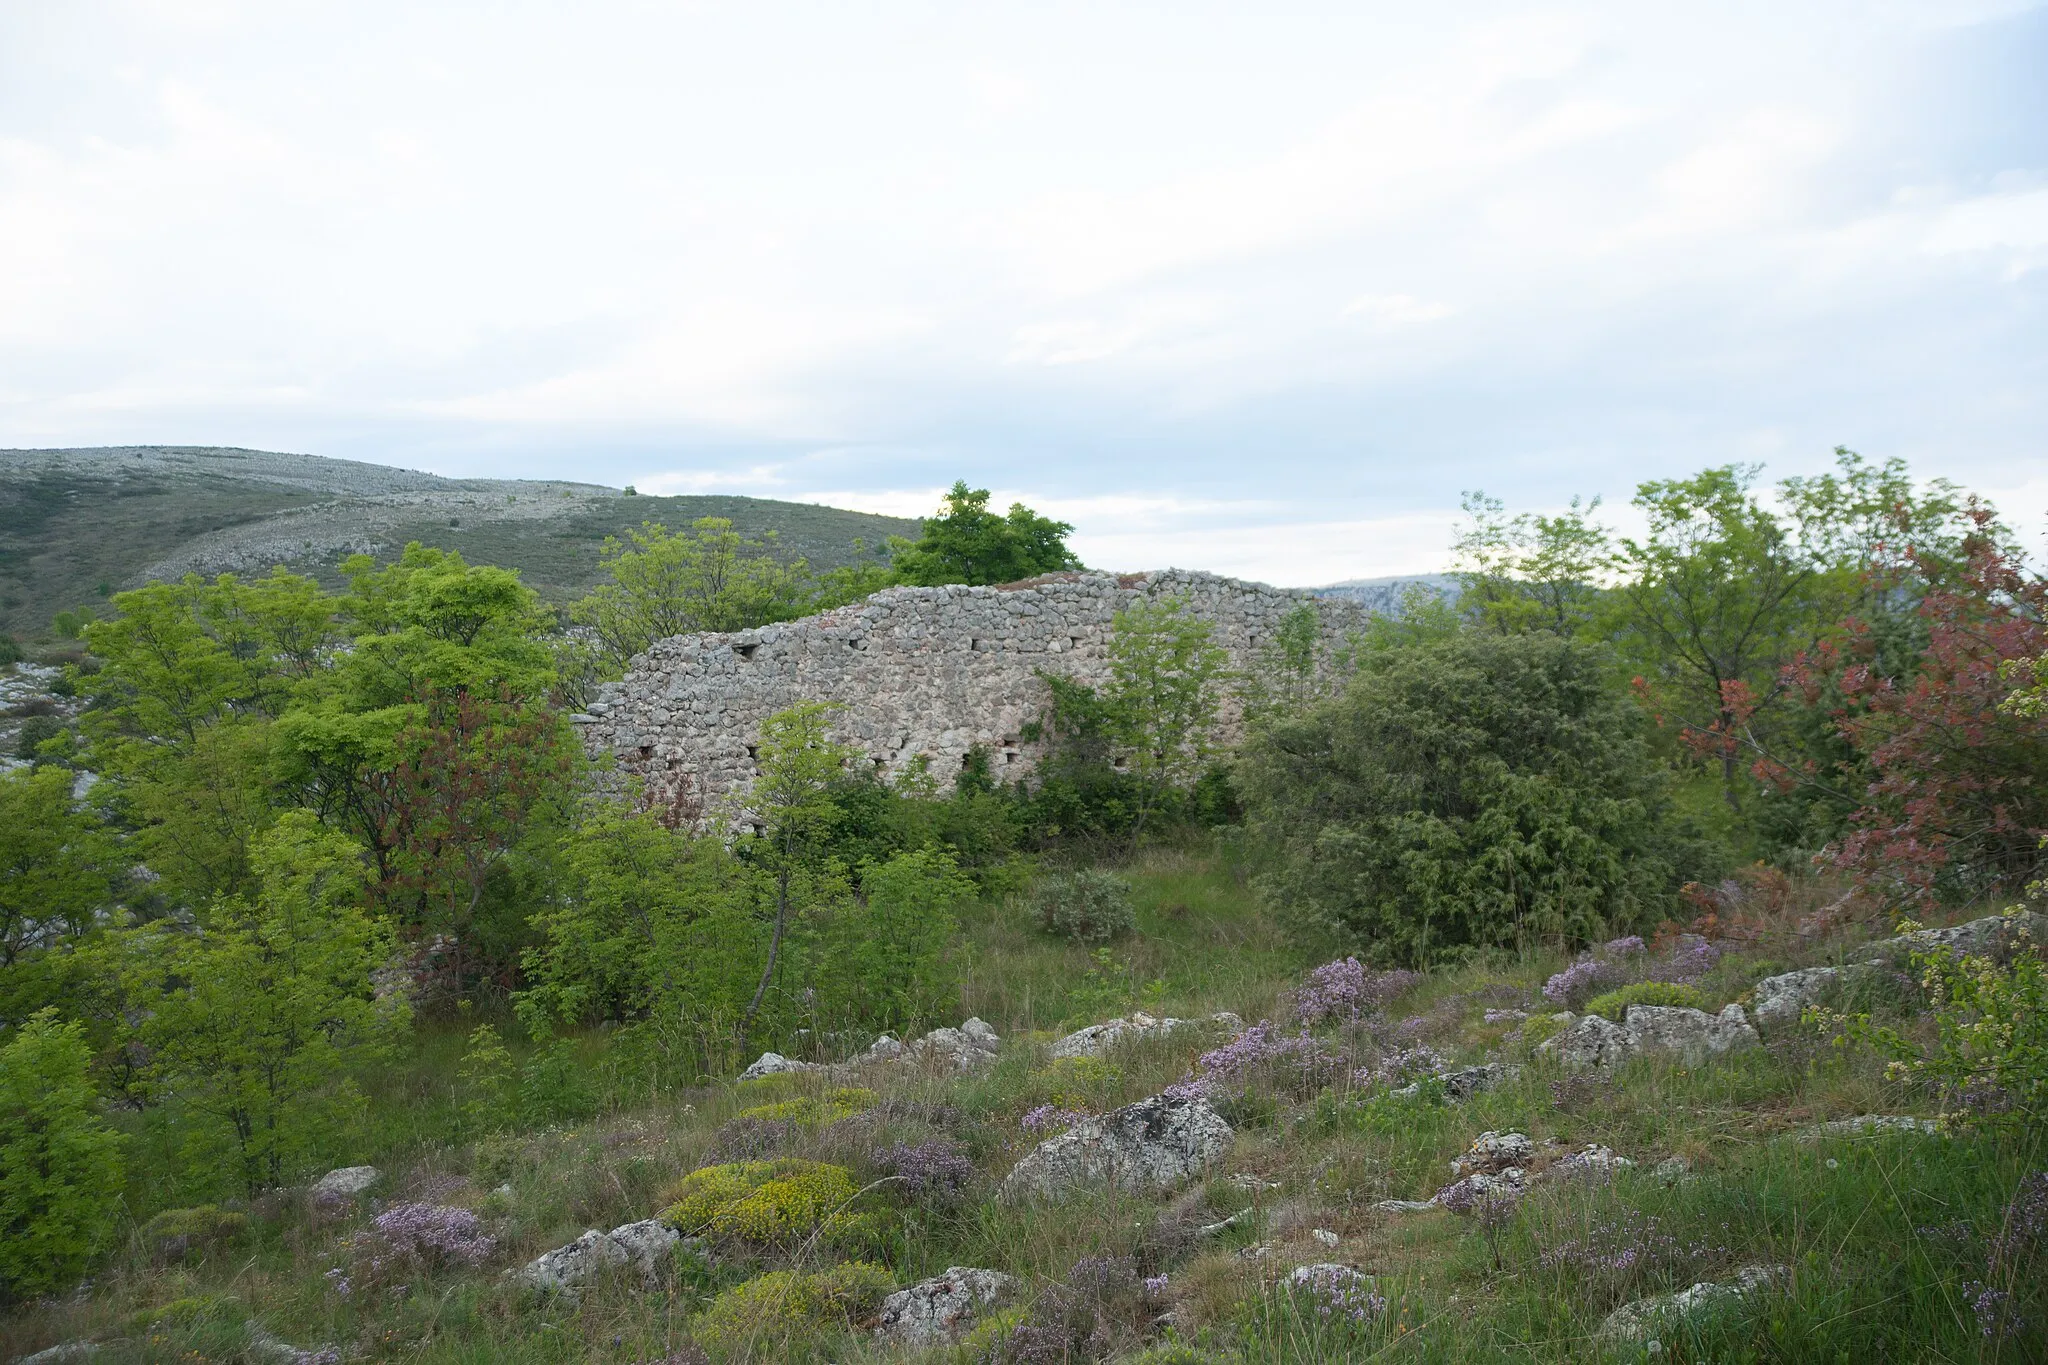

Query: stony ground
[4,848,2043,1364]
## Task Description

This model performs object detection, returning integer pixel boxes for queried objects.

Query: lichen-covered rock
[1856,911,2048,964]
[1450,1131,1535,1177]
[1550,1144,1633,1179]
[1599,1264,1789,1341]
[1284,1263,1374,1293]
[1048,1011,1244,1060]
[1540,1012,1632,1070]
[309,1166,379,1199]
[738,1052,817,1081]
[515,1229,630,1293]
[1392,1062,1523,1101]
[1001,1093,1233,1199]
[875,1267,1016,1346]
[1372,1199,1438,1214]
[20,1343,100,1364]
[605,1219,683,1284]
[1623,1003,1759,1062]
[862,1033,906,1061]
[908,1018,1001,1069]
[1749,967,1842,1027]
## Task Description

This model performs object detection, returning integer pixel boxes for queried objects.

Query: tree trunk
[742,867,791,1029]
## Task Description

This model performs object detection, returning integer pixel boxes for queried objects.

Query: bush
[1240,632,1716,964]
[693,1260,893,1352]
[661,1159,863,1246]
[1585,981,1707,1021]
[1033,869,1138,943]
[520,1037,598,1124]
[138,1205,249,1264]
[734,1088,876,1127]
[0,1010,125,1297]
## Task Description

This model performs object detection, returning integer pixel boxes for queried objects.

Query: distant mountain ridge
[1312,573,1458,615]
[0,446,919,638]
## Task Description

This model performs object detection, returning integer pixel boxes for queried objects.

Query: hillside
[0,447,919,639]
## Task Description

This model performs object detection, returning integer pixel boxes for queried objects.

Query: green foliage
[1105,597,1229,842]
[1239,602,1337,726]
[812,845,972,1031]
[692,1260,894,1352]
[456,1024,516,1135]
[1842,915,2048,1134]
[1585,980,1707,1021]
[1452,490,1615,637]
[1240,631,1711,963]
[0,765,117,987]
[0,1010,124,1297]
[1031,869,1139,944]
[734,1087,876,1126]
[570,518,817,676]
[887,481,1082,587]
[661,1159,862,1245]
[519,1037,598,1125]
[137,1205,248,1263]
[0,635,20,666]
[106,812,407,1196]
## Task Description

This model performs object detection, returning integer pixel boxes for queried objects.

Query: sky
[2,1,2044,585]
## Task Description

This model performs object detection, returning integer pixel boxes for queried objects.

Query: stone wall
[575,570,1372,825]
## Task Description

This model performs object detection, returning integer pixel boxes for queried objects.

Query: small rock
[309,1165,380,1199]
[1001,1093,1233,1200]
[876,1267,1016,1346]
[1392,1062,1524,1101]
[908,1018,1002,1070]
[1550,1144,1633,1179]
[1450,1131,1535,1177]
[1432,1170,1526,1207]
[960,1017,1001,1048]
[516,1229,628,1293]
[1748,967,1842,1028]
[1599,1265,1789,1341]
[737,1051,817,1081]
[863,1033,906,1060]
[1284,1263,1373,1292]
[605,1218,683,1285]
[1047,1012,1245,1060]
[1195,1208,1258,1238]
[1311,1228,1340,1247]
[1652,1156,1694,1186]
[20,1344,100,1364]
[1796,1115,1944,1141]
[244,1321,337,1365]
[1372,1199,1438,1214]
[1226,1173,1283,1193]
[1856,911,2048,965]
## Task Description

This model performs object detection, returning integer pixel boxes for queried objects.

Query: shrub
[1585,981,1707,1021]
[734,1087,876,1127]
[520,1037,598,1124]
[876,1139,976,1204]
[1033,869,1138,944]
[1239,632,1714,964]
[138,1205,249,1264]
[661,1159,863,1245]
[692,1260,893,1351]
[0,1009,125,1297]
[343,1203,497,1289]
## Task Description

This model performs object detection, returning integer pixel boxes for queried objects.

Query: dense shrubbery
[1239,632,1717,963]
[0,1011,124,1298]
[1032,869,1138,943]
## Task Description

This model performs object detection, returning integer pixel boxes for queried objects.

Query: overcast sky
[2,2,2044,584]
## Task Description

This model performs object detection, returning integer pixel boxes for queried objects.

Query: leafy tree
[1452,491,1615,636]
[812,846,972,1031]
[1239,602,1336,726]
[741,702,859,1026]
[0,1010,124,1298]
[455,1023,516,1135]
[887,482,1082,587]
[1104,597,1228,845]
[108,813,407,1195]
[1239,632,1710,964]
[0,767,117,973]
[570,518,817,676]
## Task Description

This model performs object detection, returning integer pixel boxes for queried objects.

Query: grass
[4,842,2042,1363]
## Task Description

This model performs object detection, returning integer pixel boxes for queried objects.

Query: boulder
[1796,1114,1943,1142]
[908,1018,1002,1070]
[1599,1264,1788,1342]
[875,1267,1016,1346]
[1450,1131,1535,1177]
[605,1218,683,1284]
[1749,967,1841,1028]
[1857,911,2048,964]
[1048,1012,1245,1060]
[1623,1004,1758,1063]
[309,1166,380,1199]
[737,1051,817,1081]
[1550,1144,1633,1179]
[1392,1062,1522,1101]
[863,1033,907,1061]
[515,1229,629,1293]
[1002,1093,1233,1200]
[1432,1170,1526,1209]
[1540,1013,1632,1070]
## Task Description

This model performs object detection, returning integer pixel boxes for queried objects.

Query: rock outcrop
[1002,1094,1233,1200]
[1599,1265,1789,1342]
[1542,1003,1758,1070]
[1048,1012,1245,1060]
[1749,967,1844,1028]
[875,1267,1016,1346]
[309,1166,380,1200]
[515,1220,690,1293]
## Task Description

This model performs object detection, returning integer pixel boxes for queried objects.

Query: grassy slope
[0,448,918,638]
[3,844,2040,1363]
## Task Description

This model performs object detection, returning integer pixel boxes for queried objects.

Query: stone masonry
[575,570,1371,827]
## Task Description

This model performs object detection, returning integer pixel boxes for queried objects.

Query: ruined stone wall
[575,570,1372,825]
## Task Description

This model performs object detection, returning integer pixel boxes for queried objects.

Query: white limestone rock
[1002,1093,1233,1200]
[1372,1199,1438,1214]
[1048,1012,1244,1060]
[1623,1004,1759,1063]
[515,1229,629,1293]
[1284,1263,1374,1293]
[605,1218,683,1284]
[1796,1114,1944,1141]
[875,1267,1016,1346]
[1392,1062,1523,1101]
[1749,968,1842,1028]
[1450,1131,1535,1177]
[1599,1265,1789,1342]
[20,1344,100,1364]
[1551,1144,1634,1179]
[737,1051,817,1081]
[1540,1013,1633,1070]
[309,1166,380,1199]
[908,1017,1002,1070]
[1856,911,2048,964]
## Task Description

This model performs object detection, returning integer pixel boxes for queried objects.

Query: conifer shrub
[138,1205,249,1264]
[1585,981,1708,1021]
[1032,869,1138,944]
[661,1159,863,1245]
[692,1260,893,1352]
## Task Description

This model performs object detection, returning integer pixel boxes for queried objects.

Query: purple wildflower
[1287,1265,1388,1326]
[1651,935,1722,985]
[1022,1103,1090,1135]
[879,1140,976,1202]
[1196,1022,1341,1097]
[1143,1274,1170,1298]
[1537,1211,1729,1289]
[1290,958,1421,1024]
[1964,1281,2024,1340]
[359,1202,496,1273]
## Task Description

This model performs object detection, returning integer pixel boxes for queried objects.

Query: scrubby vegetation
[2,451,2046,1361]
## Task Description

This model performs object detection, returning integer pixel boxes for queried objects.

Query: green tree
[0,767,117,972]
[0,1010,125,1298]
[1238,632,1708,964]
[571,518,815,675]
[456,1023,516,1135]
[109,813,407,1196]
[741,702,859,1026]
[1452,491,1615,636]
[887,482,1082,587]
[813,845,972,1031]
[1239,602,1343,726]
[1104,597,1228,845]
